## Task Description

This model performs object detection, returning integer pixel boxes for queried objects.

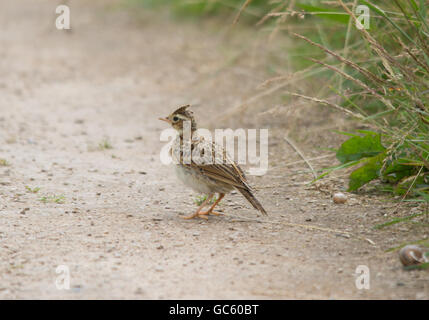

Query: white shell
[333,192,347,204]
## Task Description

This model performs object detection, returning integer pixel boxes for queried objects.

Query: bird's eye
[172,116,179,122]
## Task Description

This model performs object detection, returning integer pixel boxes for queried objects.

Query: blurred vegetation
[132,0,275,21]
[134,0,428,245]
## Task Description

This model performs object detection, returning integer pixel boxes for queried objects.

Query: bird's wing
[180,138,252,191]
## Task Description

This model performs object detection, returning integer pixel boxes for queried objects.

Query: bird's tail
[238,188,267,215]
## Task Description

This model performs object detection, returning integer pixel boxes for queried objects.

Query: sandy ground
[0,0,427,299]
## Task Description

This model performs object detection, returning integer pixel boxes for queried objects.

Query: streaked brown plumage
[159,105,267,219]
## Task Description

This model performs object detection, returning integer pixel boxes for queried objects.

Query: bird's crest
[173,104,194,119]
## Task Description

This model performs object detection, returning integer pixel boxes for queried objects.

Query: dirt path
[0,0,427,299]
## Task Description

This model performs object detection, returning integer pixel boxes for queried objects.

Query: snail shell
[399,245,428,267]
[333,192,347,204]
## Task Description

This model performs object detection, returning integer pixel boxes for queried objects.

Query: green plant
[40,194,66,204]
[0,159,10,166]
[25,186,41,194]
[194,194,218,206]
[98,140,113,150]
[375,211,428,229]
[293,1,429,201]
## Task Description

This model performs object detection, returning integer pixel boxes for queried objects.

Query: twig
[284,136,317,179]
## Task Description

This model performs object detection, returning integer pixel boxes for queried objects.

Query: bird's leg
[182,193,214,220]
[200,193,225,216]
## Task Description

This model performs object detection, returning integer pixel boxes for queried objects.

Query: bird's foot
[199,210,224,216]
[181,213,209,220]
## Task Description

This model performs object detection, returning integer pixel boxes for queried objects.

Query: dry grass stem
[228,214,375,245]
[284,136,317,179]
[292,32,384,84]
[309,58,395,110]
[270,154,335,170]
[232,0,253,25]
[283,90,365,119]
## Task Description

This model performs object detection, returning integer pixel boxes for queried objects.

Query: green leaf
[386,239,429,252]
[336,132,385,164]
[404,262,429,270]
[348,152,385,191]
[415,190,429,201]
[295,3,350,24]
[331,130,360,137]
[394,174,426,195]
[383,158,416,183]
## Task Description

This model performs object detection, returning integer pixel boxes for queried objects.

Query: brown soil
[0,0,427,299]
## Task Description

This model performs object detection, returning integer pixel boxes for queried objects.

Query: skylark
[159,105,267,219]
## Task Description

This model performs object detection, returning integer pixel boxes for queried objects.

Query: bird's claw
[181,213,209,220]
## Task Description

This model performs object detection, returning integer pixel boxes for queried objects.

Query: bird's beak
[158,117,172,124]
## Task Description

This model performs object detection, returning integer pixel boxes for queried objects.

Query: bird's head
[159,105,197,134]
